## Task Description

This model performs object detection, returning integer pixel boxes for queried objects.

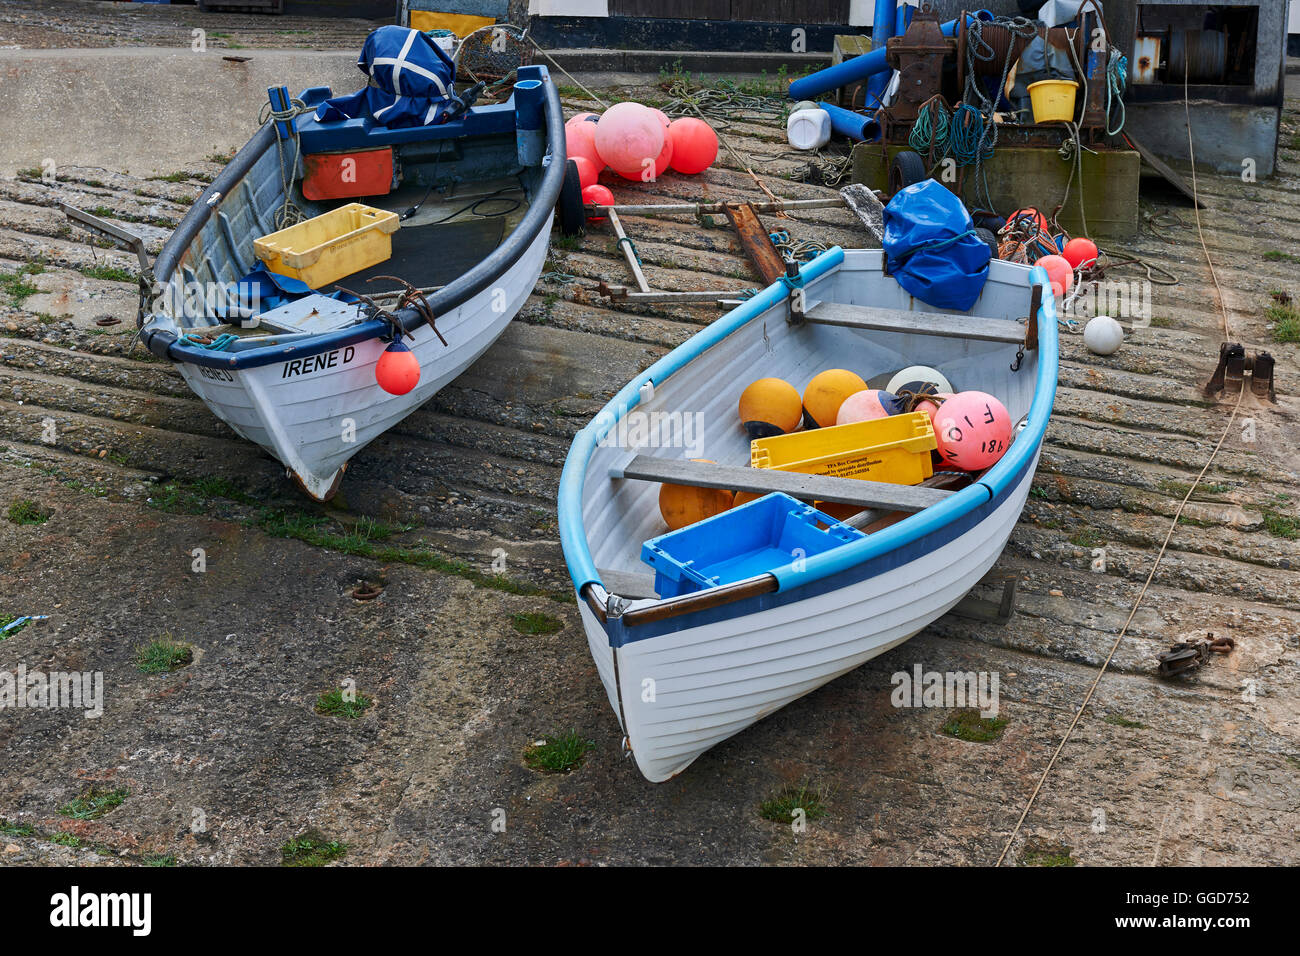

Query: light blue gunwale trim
[558,256,1058,603]
[558,247,846,592]
[771,263,1057,588]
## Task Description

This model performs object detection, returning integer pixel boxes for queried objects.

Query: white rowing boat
[138,60,575,500]
[558,248,1059,782]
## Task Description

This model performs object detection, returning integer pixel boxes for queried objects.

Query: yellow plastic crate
[253,203,399,288]
[751,411,937,485]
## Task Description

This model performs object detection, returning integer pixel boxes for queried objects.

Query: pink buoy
[1061,236,1098,270]
[582,184,614,222]
[565,121,604,171]
[617,132,673,181]
[566,112,600,128]
[595,102,664,180]
[571,155,599,191]
[649,107,671,129]
[835,389,903,425]
[1037,254,1074,299]
[667,117,718,175]
[932,391,1013,471]
[375,340,420,396]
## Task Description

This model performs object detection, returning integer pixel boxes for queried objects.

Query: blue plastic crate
[640,492,866,598]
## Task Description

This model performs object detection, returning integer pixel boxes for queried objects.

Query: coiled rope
[908,95,951,160]
[258,96,316,231]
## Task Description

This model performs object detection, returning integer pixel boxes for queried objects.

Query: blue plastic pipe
[787,10,993,103]
[895,2,914,36]
[818,101,882,142]
[514,78,545,167]
[865,0,898,108]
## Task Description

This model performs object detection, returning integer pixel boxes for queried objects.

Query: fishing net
[454,22,532,87]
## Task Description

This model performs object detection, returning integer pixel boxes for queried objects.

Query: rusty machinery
[875,4,1115,150]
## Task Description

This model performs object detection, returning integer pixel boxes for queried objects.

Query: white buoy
[1084,315,1124,355]
[886,365,954,396]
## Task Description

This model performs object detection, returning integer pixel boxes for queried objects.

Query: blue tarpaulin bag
[882,179,991,312]
[315,26,457,129]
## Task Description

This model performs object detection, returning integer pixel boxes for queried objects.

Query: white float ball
[1084,315,1124,356]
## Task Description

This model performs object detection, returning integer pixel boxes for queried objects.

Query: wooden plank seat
[612,455,953,512]
[803,301,1028,345]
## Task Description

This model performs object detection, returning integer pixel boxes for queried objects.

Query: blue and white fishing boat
[558,251,1059,782]
[136,27,577,499]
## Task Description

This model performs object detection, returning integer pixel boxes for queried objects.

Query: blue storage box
[640,492,866,598]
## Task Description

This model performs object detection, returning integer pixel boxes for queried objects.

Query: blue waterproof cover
[315,26,457,129]
[882,179,990,312]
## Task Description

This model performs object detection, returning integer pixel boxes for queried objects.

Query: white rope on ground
[994,50,1242,867]
[525,35,611,110]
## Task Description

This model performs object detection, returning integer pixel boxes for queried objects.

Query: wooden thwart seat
[613,455,953,512]
[804,301,1027,345]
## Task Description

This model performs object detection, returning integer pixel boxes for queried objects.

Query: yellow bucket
[1026,79,1079,124]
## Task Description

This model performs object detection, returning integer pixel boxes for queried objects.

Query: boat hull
[175,215,551,499]
[581,448,1037,782]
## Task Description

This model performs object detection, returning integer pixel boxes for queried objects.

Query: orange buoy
[375,340,420,395]
[571,155,599,191]
[1062,236,1098,270]
[1036,254,1074,298]
[667,117,718,175]
[582,184,614,222]
[565,120,604,170]
[659,459,733,530]
[738,377,802,438]
[802,369,868,428]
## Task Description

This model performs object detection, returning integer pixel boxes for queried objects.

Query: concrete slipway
[0,30,1297,865]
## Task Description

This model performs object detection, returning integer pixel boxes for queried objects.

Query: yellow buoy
[659,459,734,530]
[802,369,867,428]
[738,377,802,439]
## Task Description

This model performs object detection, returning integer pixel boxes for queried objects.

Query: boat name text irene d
[281,346,357,380]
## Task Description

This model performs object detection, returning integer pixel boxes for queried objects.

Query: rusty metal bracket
[1157,636,1234,678]
[1205,342,1277,403]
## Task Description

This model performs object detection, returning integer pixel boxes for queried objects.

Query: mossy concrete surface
[0,66,1298,865]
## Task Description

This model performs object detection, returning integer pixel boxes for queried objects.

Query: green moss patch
[759,781,829,824]
[941,709,1009,743]
[524,730,594,774]
[59,787,129,821]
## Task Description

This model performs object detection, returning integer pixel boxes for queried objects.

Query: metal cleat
[1205,343,1277,403]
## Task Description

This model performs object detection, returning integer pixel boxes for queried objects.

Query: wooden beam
[1124,131,1203,209]
[724,202,786,286]
[614,455,953,512]
[804,302,1028,345]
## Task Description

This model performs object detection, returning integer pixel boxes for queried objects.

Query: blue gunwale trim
[148,65,566,371]
[558,257,1059,645]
